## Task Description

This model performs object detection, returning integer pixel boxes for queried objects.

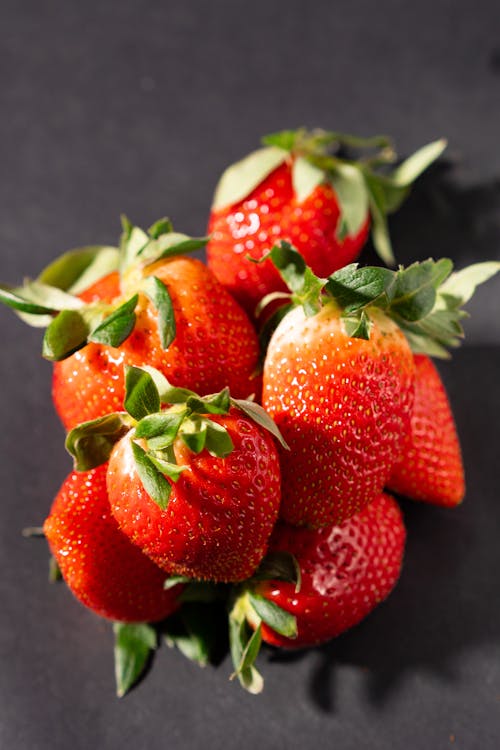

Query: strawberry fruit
[43,464,183,623]
[66,366,286,583]
[207,128,446,317]
[245,492,405,650]
[0,218,261,429]
[261,245,499,528]
[387,354,465,506]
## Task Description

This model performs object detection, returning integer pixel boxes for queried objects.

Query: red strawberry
[0,220,261,430]
[246,492,405,649]
[387,354,465,506]
[52,255,261,430]
[43,464,183,623]
[207,129,446,318]
[260,246,492,528]
[67,368,285,583]
[263,299,415,527]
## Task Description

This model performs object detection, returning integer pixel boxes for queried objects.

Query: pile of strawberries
[2,129,499,696]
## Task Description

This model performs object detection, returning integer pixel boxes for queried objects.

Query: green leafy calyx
[214,127,446,264]
[0,216,208,359]
[67,366,287,509]
[268,242,500,357]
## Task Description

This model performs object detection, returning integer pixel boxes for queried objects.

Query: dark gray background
[1,2,499,748]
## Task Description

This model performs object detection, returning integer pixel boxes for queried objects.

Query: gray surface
[1,1,500,748]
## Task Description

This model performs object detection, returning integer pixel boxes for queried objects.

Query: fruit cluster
[2,129,499,697]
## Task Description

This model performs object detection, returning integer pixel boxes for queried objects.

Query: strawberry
[0,218,261,430]
[240,492,405,651]
[387,354,465,506]
[43,464,183,623]
[261,245,499,528]
[207,128,446,318]
[66,367,286,583]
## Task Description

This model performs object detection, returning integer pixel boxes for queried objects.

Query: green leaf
[438,261,500,306]
[186,387,231,415]
[364,174,396,266]
[120,224,150,271]
[247,592,297,638]
[253,551,301,592]
[342,310,372,339]
[228,599,264,694]
[131,441,172,510]
[65,413,132,470]
[292,156,325,203]
[238,623,262,674]
[261,129,298,151]
[88,294,138,347]
[38,246,119,295]
[142,276,176,349]
[42,308,97,361]
[326,264,394,312]
[124,366,161,420]
[164,603,219,667]
[0,285,59,316]
[212,146,288,210]
[164,575,192,590]
[135,410,187,445]
[389,138,447,187]
[329,163,370,238]
[133,366,195,405]
[113,622,156,698]
[389,259,453,322]
[146,452,186,482]
[151,233,209,261]
[203,419,234,457]
[180,419,207,454]
[266,242,324,316]
[231,397,289,450]
[148,217,174,239]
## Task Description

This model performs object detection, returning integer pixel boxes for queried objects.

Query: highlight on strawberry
[260,243,500,524]
[207,127,447,317]
[0,217,261,429]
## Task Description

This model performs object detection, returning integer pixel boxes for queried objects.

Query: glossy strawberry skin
[43,465,183,623]
[207,161,369,318]
[387,354,465,506]
[52,258,261,430]
[262,303,415,527]
[253,493,405,648]
[106,411,282,583]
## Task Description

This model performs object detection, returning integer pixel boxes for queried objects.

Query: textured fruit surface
[263,303,415,527]
[52,258,261,429]
[43,465,182,622]
[106,411,282,582]
[253,492,406,648]
[207,161,369,317]
[388,354,465,506]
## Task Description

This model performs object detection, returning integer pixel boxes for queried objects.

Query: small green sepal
[66,413,132,471]
[131,441,173,510]
[88,294,138,347]
[113,622,157,698]
[124,366,161,421]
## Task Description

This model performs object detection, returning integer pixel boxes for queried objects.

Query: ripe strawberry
[260,245,496,528]
[264,299,415,527]
[52,254,261,430]
[67,367,285,583]
[244,492,405,649]
[43,464,183,623]
[207,128,446,317]
[387,354,465,506]
[0,219,261,430]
